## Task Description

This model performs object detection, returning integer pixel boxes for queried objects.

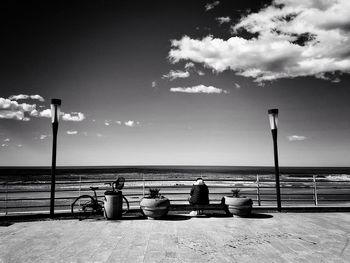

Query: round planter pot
[224,196,253,216]
[104,191,123,220]
[140,197,170,219]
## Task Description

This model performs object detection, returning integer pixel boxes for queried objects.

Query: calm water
[1,165,350,183]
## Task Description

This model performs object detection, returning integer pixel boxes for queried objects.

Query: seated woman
[188,178,209,215]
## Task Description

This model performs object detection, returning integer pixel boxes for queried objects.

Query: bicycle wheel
[96,200,104,215]
[122,195,130,215]
[71,195,95,220]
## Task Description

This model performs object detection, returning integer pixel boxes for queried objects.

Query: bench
[169,201,231,215]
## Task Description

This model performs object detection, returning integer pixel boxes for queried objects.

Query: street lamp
[50,98,61,218]
[268,108,281,212]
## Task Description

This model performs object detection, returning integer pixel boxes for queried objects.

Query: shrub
[231,189,241,198]
[148,188,161,198]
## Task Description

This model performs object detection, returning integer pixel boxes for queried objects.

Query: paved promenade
[0,212,349,262]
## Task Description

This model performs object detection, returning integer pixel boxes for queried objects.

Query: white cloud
[62,112,85,122]
[0,97,35,121]
[17,144,22,147]
[169,0,350,83]
[170,84,228,94]
[234,83,241,89]
[1,96,85,122]
[40,135,48,140]
[152,81,157,88]
[162,70,190,81]
[0,98,16,110]
[197,70,205,76]
[288,135,307,141]
[30,109,39,117]
[96,133,103,137]
[1,144,8,147]
[0,110,24,120]
[216,16,231,25]
[124,120,140,127]
[19,103,36,112]
[104,121,110,126]
[205,1,220,11]
[8,94,28,101]
[66,130,78,135]
[184,62,195,69]
[124,120,135,127]
[30,95,45,102]
[39,109,51,118]
[4,138,10,142]
[116,121,122,125]
[8,94,44,102]
[38,110,86,122]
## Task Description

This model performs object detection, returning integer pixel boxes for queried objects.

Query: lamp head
[50,99,62,123]
[268,108,278,130]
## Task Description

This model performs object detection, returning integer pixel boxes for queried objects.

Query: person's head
[194,177,204,185]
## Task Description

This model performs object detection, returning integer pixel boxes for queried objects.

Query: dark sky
[1,0,350,166]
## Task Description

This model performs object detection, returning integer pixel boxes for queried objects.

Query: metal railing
[1,174,350,216]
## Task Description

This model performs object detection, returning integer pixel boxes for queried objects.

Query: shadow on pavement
[0,221,13,227]
[155,214,191,221]
[238,213,273,219]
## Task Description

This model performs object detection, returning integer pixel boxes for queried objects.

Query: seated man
[188,178,209,215]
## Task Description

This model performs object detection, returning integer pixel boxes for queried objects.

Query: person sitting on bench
[188,178,209,216]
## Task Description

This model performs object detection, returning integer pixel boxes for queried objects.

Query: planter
[224,196,253,216]
[104,191,123,219]
[140,197,170,219]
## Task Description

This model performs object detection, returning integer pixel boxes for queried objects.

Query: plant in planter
[224,189,253,216]
[140,188,170,219]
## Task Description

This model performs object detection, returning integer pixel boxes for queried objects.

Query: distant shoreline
[1,165,350,175]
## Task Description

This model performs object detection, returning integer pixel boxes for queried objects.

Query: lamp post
[268,108,281,212]
[50,99,61,218]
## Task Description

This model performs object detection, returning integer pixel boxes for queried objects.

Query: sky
[1,0,350,167]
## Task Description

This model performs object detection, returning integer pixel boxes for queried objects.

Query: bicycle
[71,177,130,220]
[71,186,104,220]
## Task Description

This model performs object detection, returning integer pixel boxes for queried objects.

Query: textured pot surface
[224,196,253,216]
[104,192,123,219]
[140,197,170,219]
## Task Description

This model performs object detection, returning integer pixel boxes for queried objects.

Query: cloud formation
[62,112,85,122]
[8,94,45,102]
[39,135,48,140]
[170,84,228,94]
[205,1,220,11]
[162,70,190,81]
[184,62,195,69]
[288,135,307,141]
[216,16,231,25]
[66,130,78,135]
[169,0,350,83]
[124,120,140,127]
[0,110,25,120]
[0,96,85,122]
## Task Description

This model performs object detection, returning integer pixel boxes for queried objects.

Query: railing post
[142,174,145,197]
[256,174,261,206]
[78,175,82,206]
[5,182,8,215]
[79,175,81,197]
[313,175,318,206]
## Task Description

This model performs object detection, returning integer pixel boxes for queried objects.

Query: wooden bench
[169,202,231,215]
